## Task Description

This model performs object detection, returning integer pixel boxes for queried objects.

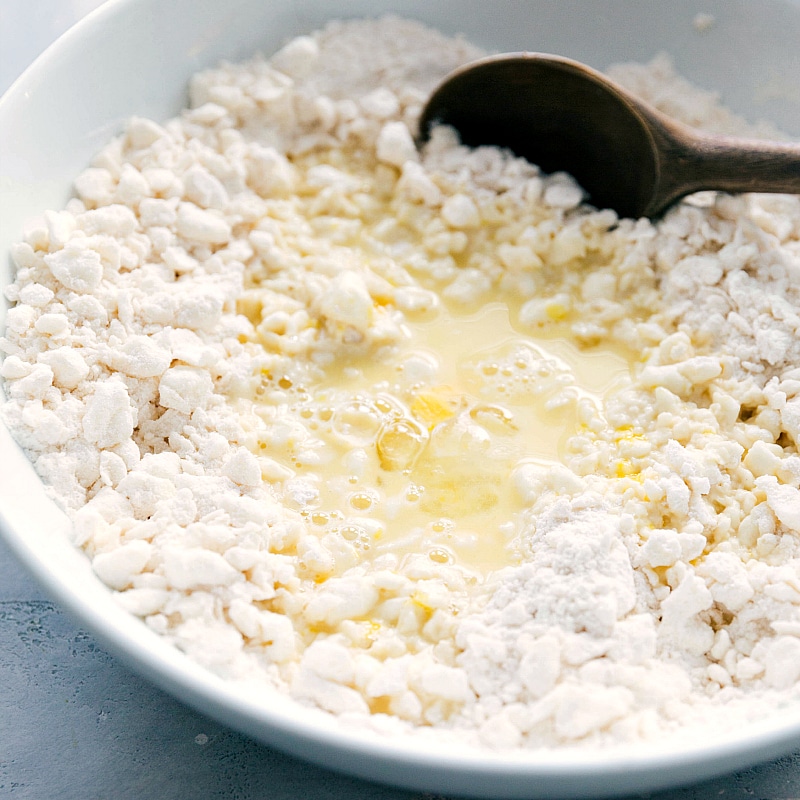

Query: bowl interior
[4,0,800,797]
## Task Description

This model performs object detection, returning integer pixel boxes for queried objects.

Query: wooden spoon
[417,53,800,219]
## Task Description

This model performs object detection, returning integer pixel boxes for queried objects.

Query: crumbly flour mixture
[5,17,800,750]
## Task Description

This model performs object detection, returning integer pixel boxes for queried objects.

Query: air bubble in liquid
[428,547,453,565]
[332,397,382,444]
[376,416,428,471]
[350,491,376,511]
[340,524,364,541]
[469,403,516,434]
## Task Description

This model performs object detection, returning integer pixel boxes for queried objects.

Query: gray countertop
[4,3,800,798]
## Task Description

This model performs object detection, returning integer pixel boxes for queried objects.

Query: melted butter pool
[258,294,632,575]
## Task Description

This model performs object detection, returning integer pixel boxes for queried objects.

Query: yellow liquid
[264,294,632,574]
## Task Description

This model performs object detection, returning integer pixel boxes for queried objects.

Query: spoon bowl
[418,53,800,218]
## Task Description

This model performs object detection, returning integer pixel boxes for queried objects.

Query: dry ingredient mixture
[5,17,800,750]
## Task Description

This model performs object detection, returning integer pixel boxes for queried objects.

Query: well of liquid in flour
[260,296,633,575]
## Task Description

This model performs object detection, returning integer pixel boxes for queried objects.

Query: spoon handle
[657,119,800,211]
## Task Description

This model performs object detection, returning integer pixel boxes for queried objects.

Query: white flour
[5,17,800,750]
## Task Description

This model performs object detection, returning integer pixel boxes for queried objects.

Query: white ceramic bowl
[5,1,800,797]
